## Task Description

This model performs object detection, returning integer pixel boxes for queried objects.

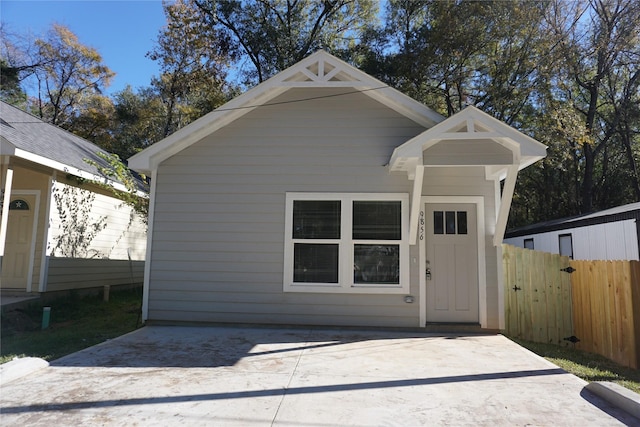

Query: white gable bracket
[493,164,519,246]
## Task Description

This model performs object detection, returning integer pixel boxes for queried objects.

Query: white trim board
[141,170,158,322]
[38,176,54,292]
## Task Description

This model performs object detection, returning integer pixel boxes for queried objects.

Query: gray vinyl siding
[148,88,426,327]
[421,167,501,329]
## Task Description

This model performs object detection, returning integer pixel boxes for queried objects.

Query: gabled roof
[0,100,114,180]
[389,105,547,179]
[128,50,445,174]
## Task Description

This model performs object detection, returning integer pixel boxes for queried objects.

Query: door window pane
[445,211,456,234]
[354,244,399,284]
[9,199,29,210]
[353,201,401,240]
[293,200,340,239]
[294,243,339,283]
[457,211,468,234]
[434,211,444,234]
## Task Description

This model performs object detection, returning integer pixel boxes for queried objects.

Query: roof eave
[128,50,444,172]
[9,147,131,193]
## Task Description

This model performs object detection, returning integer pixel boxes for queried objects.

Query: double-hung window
[284,193,409,294]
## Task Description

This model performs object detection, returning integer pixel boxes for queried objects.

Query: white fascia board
[518,154,546,171]
[128,53,337,171]
[463,106,547,156]
[12,147,134,194]
[301,52,444,127]
[363,86,443,128]
[129,50,444,172]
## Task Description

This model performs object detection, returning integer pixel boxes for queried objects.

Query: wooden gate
[502,244,573,345]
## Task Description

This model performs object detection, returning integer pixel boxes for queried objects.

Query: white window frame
[284,192,410,294]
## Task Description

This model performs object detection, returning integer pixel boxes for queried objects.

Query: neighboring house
[0,101,146,296]
[504,202,640,261]
[129,51,546,330]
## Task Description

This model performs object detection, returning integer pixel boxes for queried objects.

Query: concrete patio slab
[0,326,638,426]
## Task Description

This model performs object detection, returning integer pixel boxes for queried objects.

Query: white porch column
[0,165,14,256]
[141,169,158,322]
[409,165,425,245]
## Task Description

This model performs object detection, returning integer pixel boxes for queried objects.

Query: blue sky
[1,0,167,95]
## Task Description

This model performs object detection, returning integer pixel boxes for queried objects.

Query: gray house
[129,51,546,330]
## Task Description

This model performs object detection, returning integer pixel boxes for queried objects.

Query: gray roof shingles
[0,101,112,176]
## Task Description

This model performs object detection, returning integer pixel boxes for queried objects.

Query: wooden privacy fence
[502,244,640,369]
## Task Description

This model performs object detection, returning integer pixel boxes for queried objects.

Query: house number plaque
[419,210,425,241]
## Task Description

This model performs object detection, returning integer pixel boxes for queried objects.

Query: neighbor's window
[559,234,573,259]
[524,238,534,250]
[284,193,409,294]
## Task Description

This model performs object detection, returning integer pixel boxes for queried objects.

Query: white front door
[1,196,36,290]
[425,203,479,323]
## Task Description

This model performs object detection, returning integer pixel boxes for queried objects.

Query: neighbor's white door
[1,196,36,290]
[425,203,479,323]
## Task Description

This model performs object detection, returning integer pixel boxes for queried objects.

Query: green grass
[1,288,142,364]
[510,337,640,394]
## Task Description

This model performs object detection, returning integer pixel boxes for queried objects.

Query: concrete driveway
[0,326,637,426]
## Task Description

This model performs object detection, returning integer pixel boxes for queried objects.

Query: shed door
[1,196,36,290]
[425,203,479,323]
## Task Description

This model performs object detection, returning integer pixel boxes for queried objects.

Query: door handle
[426,268,432,280]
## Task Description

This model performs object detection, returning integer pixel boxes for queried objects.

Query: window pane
[294,244,339,283]
[354,245,399,284]
[457,211,468,234]
[559,234,573,259]
[433,211,444,234]
[445,211,456,234]
[9,199,29,210]
[293,200,340,239]
[352,201,401,240]
[524,238,534,250]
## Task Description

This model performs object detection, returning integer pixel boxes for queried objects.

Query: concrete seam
[270,328,313,426]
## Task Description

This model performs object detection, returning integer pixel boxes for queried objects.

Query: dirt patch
[1,308,41,335]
